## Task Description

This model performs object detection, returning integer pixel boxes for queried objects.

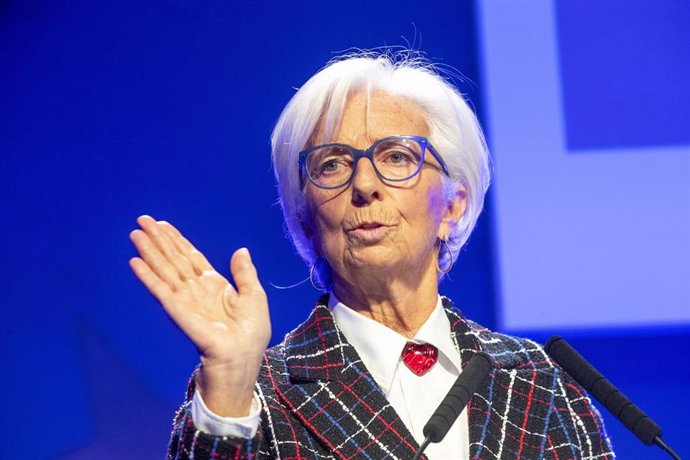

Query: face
[303,91,466,285]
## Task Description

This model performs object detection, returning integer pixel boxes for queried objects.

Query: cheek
[381,201,439,267]
[428,189,447,222]
[306,189,338,228]
[308,199,347,252]
[314,201,344,233]
[407,186,446,241]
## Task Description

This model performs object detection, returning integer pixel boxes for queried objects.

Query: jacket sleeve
[166,367,266,460]
[561,371,616,459]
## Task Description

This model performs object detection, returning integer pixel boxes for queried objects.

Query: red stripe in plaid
[166,295,614,459]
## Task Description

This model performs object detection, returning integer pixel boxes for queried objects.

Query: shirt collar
[329,293,461,395]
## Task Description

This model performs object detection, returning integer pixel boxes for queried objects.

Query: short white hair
[271,50,491,287]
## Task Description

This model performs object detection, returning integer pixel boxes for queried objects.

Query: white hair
[271,50,491,287]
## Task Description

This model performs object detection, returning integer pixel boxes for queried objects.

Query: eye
[308,148,353,178]
[379,148,418,165]
[387,151,411,164]
[321,158,344,172]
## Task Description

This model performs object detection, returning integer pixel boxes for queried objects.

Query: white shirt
[192,294,470,459]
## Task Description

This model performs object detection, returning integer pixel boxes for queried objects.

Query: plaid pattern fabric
[167,295,615,459]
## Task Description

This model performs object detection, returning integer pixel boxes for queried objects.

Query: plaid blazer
[167,295,615,459]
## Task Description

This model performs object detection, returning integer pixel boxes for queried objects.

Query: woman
[129,52,614,459]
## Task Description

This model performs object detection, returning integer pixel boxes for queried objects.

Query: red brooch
[401,342,439,376]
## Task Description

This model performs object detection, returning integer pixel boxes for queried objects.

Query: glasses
[298,135,450,189]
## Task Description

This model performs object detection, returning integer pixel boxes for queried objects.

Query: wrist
[195,362,258,417]
[192,388,262,437]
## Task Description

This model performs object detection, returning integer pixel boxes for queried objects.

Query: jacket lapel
[443,297,488,459]
[276,295,423,460]
[442,297,527,459]
[276,295,501,459]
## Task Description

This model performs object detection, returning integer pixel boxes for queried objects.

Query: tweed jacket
[167,295,615,459]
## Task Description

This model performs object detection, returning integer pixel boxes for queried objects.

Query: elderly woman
[129,53,614,459]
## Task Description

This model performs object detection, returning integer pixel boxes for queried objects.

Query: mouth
[345,222,395,242]
[346,221,390,230]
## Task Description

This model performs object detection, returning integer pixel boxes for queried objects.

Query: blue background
[1,1,687,459]
[557,0,690,150]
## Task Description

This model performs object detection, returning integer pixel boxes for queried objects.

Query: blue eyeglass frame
[298,135,450,189]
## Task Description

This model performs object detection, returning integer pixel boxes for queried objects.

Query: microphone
[412,352,493,460]
[545,336,680,460]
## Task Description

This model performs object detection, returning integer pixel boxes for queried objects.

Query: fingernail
[237,247,252,261]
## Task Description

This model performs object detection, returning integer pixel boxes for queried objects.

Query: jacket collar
[282,294,521,379]
[275,294,508,459]
[280,294,352,382]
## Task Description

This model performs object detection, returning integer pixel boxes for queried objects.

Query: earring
[309,255,330,291]
[436,237,454,274]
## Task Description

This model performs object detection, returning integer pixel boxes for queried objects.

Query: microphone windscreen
[545,336,662,445]
[423,352,493,443]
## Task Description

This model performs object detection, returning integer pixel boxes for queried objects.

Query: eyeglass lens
[305,138,424,188]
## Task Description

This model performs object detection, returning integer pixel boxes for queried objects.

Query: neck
[331,257,439,338]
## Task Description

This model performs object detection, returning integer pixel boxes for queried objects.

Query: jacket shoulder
[465,318,552,370]
[441,296,550,370]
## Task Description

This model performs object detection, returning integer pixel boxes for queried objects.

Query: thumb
[229,247,262,296]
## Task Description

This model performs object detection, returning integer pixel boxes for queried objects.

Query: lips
[355,222,385,230]
[345,221,390,231]
[345,221,395,242]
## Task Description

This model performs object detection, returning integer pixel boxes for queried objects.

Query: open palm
[129,215,270,413]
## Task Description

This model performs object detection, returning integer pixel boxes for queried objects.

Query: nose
[350,157,383,205]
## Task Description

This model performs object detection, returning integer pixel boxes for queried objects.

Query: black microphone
[545,336,681,460]
[412,352,494,460]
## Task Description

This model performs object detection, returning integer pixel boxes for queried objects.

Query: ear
[438,186,467,239]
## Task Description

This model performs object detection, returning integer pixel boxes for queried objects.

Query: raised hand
[129,215,270,416]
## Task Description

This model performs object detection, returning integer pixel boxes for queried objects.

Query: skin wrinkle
[304,91,467,338]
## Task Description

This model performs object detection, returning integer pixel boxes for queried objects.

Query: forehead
[320,91,430,148]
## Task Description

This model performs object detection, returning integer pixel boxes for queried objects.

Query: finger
[159,221,214,273]
[159,221,213,276]
[130,229,183,288]
[137,216,197,280]
[154,221,199,278]
[229,248,264,296]
[131,257,209,341]
[129,257,173,303]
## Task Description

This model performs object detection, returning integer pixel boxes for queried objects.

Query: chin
[343,246,403,273]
